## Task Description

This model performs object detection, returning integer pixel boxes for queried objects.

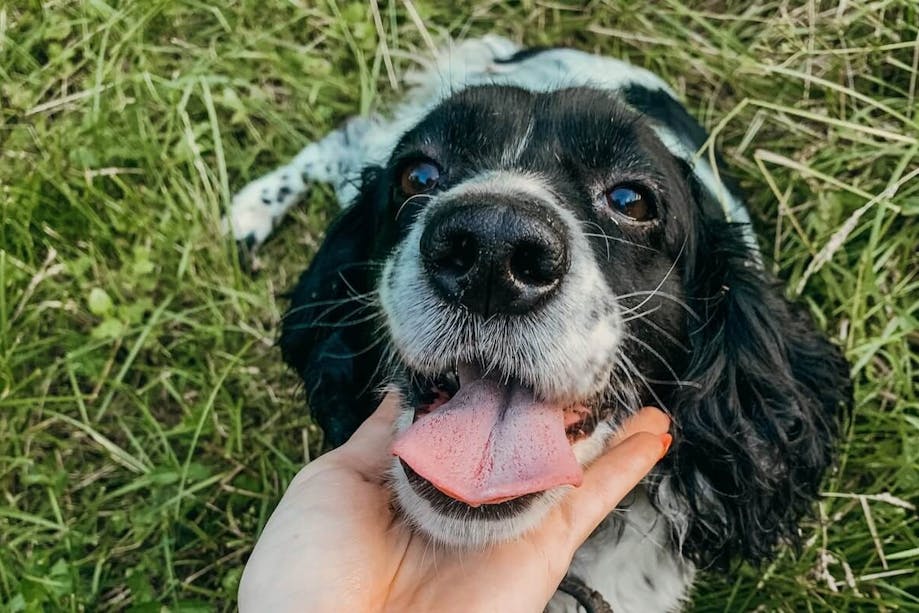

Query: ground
[1,1,917,611]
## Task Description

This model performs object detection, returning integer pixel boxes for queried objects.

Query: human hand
[238,393,671,613]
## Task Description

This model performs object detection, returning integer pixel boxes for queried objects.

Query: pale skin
[238,394,672,613]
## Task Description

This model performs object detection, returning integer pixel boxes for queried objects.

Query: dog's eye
[603,185,656,222]
[400,161,441,195]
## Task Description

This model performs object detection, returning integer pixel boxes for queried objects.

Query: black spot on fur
[493,46,553,64]
[236,234,258,270]
[623,84,708,151]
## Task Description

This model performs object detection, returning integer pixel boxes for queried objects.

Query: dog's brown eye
[604,185,656,221]
[400,161,441,195]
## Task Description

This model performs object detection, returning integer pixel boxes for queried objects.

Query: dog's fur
[229,37,851,611]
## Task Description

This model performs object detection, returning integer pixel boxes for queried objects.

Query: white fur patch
[547,488,695,613]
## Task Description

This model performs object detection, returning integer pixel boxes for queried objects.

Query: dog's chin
[390,455,568,548]
[388,366,617,549]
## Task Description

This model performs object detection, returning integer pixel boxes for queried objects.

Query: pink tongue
[392,378,583,507]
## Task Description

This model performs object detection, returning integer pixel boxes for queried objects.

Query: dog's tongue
[393,376,583,507]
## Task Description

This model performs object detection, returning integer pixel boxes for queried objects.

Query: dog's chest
[547,488,694,613]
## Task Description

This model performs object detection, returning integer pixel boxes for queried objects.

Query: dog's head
[281,85,851,568]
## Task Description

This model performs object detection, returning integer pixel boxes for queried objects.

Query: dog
[228,36,852,612]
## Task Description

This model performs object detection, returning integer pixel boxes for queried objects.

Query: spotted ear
[279,168,388,447]
[660,214,851,569]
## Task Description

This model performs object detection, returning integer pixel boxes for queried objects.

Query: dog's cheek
[379,243,414,347]
[379,224,432,348]
[572,421,616,464]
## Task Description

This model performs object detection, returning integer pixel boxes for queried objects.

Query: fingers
[608,405,671,444]
[335,390,403,473]
[554,407,671,548]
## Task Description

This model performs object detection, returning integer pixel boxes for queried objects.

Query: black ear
[663,219,852,569]
[279,168,388,447]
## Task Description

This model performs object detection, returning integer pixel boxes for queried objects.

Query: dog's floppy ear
[279,168,388,447]
[665,215,852,569]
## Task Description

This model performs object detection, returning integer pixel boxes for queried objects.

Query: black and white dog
[228,36,851,611]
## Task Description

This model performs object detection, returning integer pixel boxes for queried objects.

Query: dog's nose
[420,202,569,315]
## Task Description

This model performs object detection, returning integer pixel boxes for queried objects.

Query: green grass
[1,1,917,610]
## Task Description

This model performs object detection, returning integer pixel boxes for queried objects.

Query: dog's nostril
[437,232,478,277]
[509,240,563,287]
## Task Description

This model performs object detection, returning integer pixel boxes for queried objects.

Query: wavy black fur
[278,168,386,447]
[658,216,851,569]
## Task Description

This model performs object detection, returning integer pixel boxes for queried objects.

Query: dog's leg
[225,117,380,249]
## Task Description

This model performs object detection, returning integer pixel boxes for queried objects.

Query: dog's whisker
[339,275,381,305]
[307,286,381,324]
[610,357,641,410]
[620,304,663,323]
[316,327,389,360]
[580,220,613,259]
[622,309,690,352]
[289,297,378,328]
[580,231,659,254]
[280,289,379,319]
[617,238,689,320]
[617,290,698,320]
[288,308,382,330]
[618,350,671,415]
[641,376,702,389]
[396,193,435,219]
[622,332,683,386]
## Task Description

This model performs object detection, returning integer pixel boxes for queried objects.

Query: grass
[1,0,917,610]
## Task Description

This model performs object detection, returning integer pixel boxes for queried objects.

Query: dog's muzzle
[420,196,570,316]
[390,191,604,509]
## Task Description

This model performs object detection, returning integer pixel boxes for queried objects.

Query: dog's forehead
[399,85,658,169]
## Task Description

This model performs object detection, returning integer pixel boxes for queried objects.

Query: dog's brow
[446,170,557,204]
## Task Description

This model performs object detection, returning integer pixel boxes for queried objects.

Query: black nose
[420,201,569,315]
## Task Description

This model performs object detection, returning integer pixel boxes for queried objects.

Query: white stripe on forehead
[445,170,557,204]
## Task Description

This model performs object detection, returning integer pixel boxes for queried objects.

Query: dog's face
[282,84,850,566]
[377,86,694,545]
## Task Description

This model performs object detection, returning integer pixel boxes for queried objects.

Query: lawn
[1,1,917,610]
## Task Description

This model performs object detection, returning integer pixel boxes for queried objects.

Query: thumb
[335,390,403,474]
[551,407,672,549]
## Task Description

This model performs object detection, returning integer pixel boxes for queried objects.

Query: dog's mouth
[393,362,602,509]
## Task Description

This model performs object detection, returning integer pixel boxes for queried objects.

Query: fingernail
[659,433,673,459]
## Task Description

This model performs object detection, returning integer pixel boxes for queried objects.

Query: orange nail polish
[659,433,673,459]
